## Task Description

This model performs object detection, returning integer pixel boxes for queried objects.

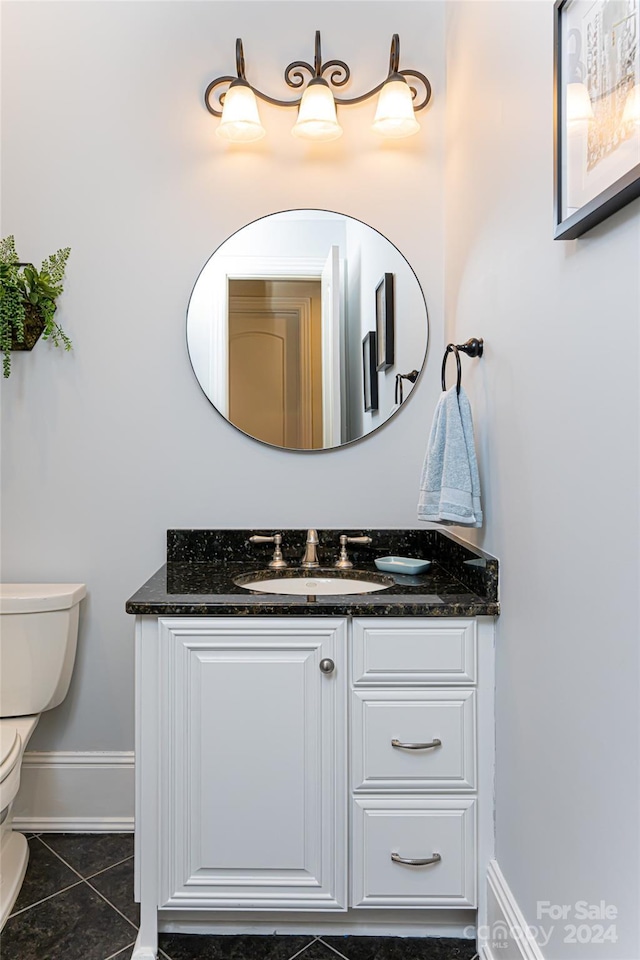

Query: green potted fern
[0,236,72,378]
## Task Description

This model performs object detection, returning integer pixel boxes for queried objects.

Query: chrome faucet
[300,529,320,569]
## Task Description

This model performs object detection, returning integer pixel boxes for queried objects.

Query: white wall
[0,1,445,754]
[445,3,640,959]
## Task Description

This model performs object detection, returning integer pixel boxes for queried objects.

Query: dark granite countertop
[125,529,499,618]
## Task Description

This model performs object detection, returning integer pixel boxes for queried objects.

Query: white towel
[417,385,483,527]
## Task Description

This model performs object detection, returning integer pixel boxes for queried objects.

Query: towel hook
[395,369,419,405]
[441,338,484,394]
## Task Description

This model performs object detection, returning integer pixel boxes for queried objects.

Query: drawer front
[352,690,476,792]
[351,798,476,908]
[352,619,476,685]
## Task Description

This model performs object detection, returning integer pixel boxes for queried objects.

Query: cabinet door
[158,618,347,911]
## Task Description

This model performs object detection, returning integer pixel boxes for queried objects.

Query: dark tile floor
[2,834,478,960]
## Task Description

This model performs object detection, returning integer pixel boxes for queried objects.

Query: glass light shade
[566,82,594,123]
[622,85,640,125]
[291,78,343,142]
[217,79,266,143]
[372,75,420,139]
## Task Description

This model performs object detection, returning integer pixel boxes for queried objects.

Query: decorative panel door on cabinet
[155,618,347,911]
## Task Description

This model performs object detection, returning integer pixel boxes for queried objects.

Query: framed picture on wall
[362,332,378,412]
[375,273,395,370]
[554,0,640,240]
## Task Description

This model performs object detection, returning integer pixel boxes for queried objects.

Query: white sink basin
[235,572,393,596]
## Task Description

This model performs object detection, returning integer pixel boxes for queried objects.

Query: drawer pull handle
[391,852,442,867]
[391,738,442,750]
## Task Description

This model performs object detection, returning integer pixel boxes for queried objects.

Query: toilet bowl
[0,583,86,928]
[0,715,39,923]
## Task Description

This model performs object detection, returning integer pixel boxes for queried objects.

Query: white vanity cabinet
[133,614,494,959]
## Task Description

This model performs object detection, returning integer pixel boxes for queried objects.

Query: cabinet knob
[319,658,335,675]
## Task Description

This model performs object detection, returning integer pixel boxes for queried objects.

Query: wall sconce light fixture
[622,84,640,126]
[566,82,595,124]
[205,31,432,144]
[565,27,595,125]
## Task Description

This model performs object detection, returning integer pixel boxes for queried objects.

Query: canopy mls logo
[468,920,555,950]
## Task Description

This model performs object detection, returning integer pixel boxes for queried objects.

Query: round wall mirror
[186,210,428,450]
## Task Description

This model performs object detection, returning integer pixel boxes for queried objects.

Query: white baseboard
[11,751,134,832]
[480,861,544,960]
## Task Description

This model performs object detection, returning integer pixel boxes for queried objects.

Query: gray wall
[445,3,640,958]
[0,1,445,752]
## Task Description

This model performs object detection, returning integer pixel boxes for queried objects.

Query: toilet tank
[0,584,86,717]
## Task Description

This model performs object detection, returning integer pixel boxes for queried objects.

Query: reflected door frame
[204,257,326,419]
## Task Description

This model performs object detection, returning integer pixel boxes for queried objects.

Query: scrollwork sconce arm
[204,31,432,118]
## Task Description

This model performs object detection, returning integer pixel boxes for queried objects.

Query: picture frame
[362,331,378,412]
[375,273,395,370]
[554,0,640,240]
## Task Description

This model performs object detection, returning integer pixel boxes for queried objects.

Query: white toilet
[0,583,86,928]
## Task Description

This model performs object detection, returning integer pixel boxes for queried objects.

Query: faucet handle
[249,533,287,569]
[335,534,372,569]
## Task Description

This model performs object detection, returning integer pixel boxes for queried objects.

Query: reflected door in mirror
[228,280,323,449]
